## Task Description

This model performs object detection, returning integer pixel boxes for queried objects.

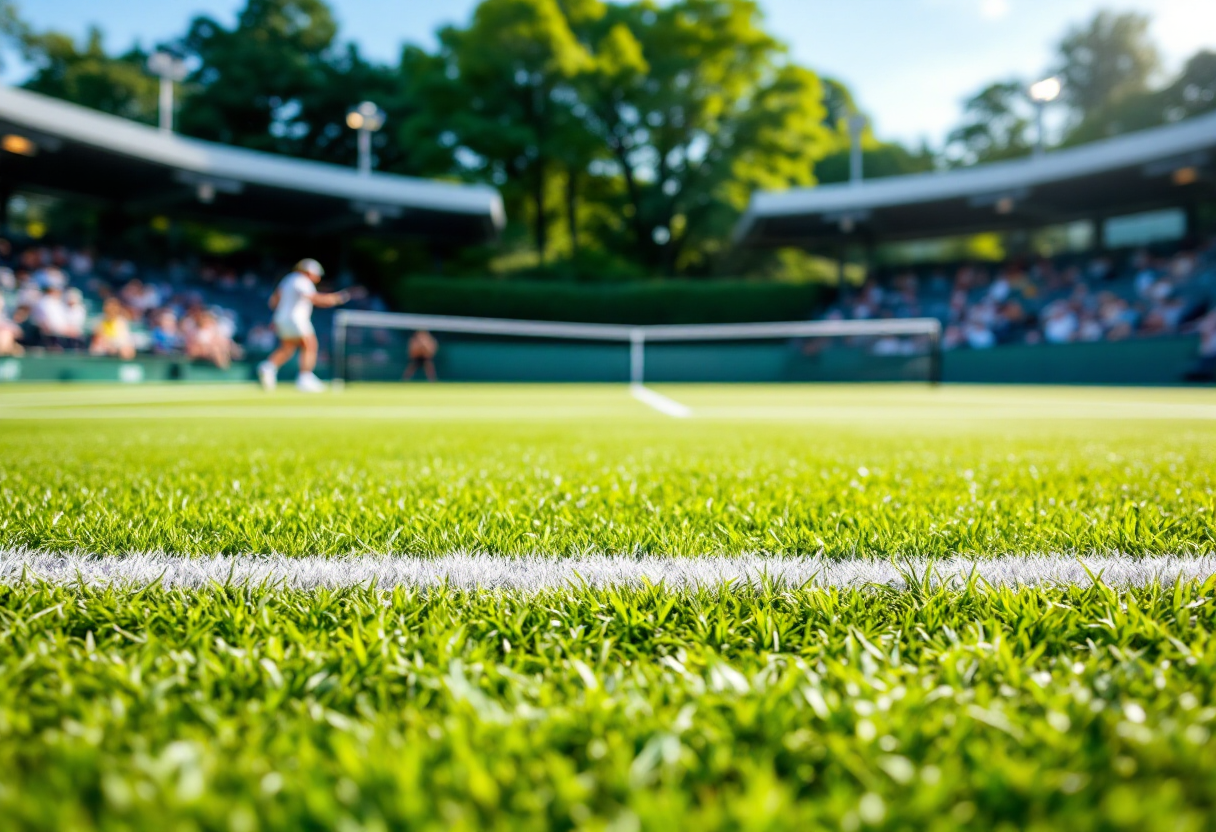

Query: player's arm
[268,290,281,311]
[311,290,352,308]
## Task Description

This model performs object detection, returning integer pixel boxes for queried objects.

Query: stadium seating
[822,237,1216,352]
[0,240,387,367]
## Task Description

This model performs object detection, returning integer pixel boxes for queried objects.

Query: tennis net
[332,311,943,386]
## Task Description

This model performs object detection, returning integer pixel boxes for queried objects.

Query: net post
[629,328,645,386]
[928,323,943,387]
[332,311,347,391]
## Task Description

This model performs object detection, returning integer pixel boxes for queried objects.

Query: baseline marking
[630,384,692,418]
[3,552,1214,592]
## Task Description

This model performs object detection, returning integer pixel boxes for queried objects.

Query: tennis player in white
[258,259,350,392]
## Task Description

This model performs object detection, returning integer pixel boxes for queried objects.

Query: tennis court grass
[3,383,1216,830]
[2,383,1215,558]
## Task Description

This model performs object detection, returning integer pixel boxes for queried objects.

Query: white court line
[631,384,692,418]
[4,403,1215,421]
[3,551,1214,592]
[0,405,640,420]
[0,385,259,408]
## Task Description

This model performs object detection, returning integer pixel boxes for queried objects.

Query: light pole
[346,101,386,176]
[1028,76,1061,157]
[147,51,189,133]
[847,114,867,185]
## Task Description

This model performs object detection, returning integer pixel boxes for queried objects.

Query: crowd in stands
[0,240,386,365]
[3,236,1215,381]
[823,237,1216,359]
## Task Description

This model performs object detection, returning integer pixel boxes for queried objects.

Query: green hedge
[389,278,827,325]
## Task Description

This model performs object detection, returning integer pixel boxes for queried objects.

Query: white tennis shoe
[296,371,325,393]
[257,361,277,391]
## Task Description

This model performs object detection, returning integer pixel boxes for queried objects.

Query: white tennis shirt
[274,272,317,325]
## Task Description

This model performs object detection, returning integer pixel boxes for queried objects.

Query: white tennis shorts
[274,314,315,340]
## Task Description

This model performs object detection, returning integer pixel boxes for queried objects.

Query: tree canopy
[3,1,1213,278]
[944,9,1206,166]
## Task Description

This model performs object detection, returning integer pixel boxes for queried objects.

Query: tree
[812,76,935,184]
[424,0,594,261]
[814,142,935,185]
[1161,50,1216,121]
[945,81,1033,166]
[571,0,830,273]
[819,77,861,130]
[177,0,339,154]
[1062,47,1216,145]
[11,26,157,124]
[946,12,1207,155]
[1055,10,1159,125]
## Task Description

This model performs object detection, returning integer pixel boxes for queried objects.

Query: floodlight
[1029,77,1062,103]
[847,114,867,185]
[1173,167,1198,186]
[1028,77,1062,157]
[350,101,386,132]
[147,51,189,82]
[147,50,189,132]
[347,101,387,175]
[1,134,36,156]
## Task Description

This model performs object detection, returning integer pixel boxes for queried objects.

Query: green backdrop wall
[0,336,1206,386]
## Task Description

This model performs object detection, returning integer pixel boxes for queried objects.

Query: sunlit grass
[1,384,1215,557]
[2,383,1216,829]
[3,577,1216,830]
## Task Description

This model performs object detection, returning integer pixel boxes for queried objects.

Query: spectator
[0,296,23,356]
[31,286,71,349]
[90,298,135,360]
[120,279,160,317]
[149,310,182,355]
[184,309,233,369]
[1042,303,1078,344]
[68,248,94,279]
[1077,314,1103,343]
[61,288,88,349]
[15,270,41,309]
[963,318,996,350]
[33,265,67,291]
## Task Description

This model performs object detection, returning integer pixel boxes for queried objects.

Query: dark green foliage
[945,81,1035,167]
[1054,11,1159,126]
[391,277,826,325]
[1065,49,1216,146]
[812,143,936,186]
[8,26,157,124]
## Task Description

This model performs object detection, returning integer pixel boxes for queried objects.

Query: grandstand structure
[0,86,504,242]
[728,113,1216,386]
[0,86,506,384]
[734,110,1216,248]
[3,82,1214,387]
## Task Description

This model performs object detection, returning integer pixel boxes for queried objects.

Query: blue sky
[9,0,1216,145]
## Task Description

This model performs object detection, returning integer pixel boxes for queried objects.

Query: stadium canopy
[733,110,1216,248]
[0,86,505,243]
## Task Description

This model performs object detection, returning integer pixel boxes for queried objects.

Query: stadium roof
[734,110,1216,247]
[0,86,504,242]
